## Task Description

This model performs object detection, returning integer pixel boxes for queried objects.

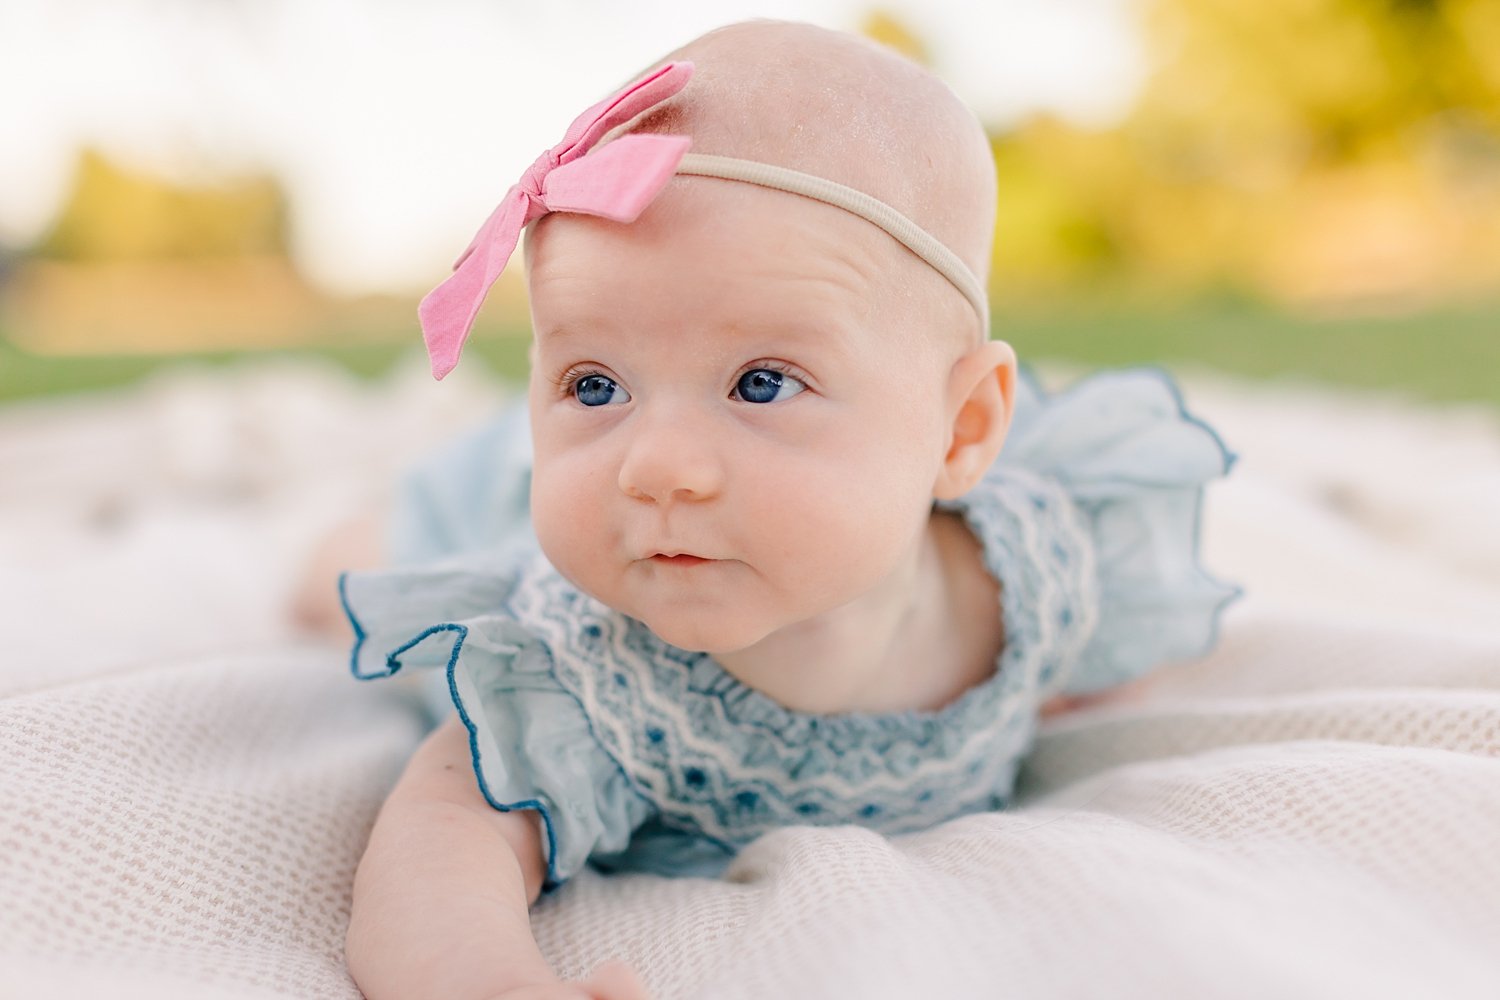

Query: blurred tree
[10,151,325,355]
[860,9,930,66]
[1130,0,1499,175]
[990,0,1500,309]
[36,149,290,262]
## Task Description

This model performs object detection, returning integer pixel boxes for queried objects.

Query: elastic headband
[419,60,988,380]
[674,153,989,334]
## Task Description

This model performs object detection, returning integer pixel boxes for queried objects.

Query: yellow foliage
[37,149,290,262]
[859,9,930,66]
[990,0,1500,307]
[1447,0,1500,112]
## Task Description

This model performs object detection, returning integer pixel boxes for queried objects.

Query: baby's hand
[575,960,650,1000]
[488,960,650,1000]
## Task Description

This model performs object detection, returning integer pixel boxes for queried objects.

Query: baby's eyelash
[736,360,804,384]
[550,366,603,395]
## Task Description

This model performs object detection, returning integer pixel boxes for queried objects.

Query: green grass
[994,297,1500,409]
[3,298,1497,409]
[0,328,534,404]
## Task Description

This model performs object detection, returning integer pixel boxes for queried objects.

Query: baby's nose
[616,405,725,504]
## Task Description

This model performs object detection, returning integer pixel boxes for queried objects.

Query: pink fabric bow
[420,61,695,379]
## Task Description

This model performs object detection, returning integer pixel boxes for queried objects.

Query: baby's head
[501,21,1014,653]
[605,20,998,345]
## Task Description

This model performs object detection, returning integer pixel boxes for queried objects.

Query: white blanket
[4,357,1498,999]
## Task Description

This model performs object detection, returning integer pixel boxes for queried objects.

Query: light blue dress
[340,365,1241,888]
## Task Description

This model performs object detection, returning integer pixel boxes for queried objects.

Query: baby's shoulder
[950,364,1242,696]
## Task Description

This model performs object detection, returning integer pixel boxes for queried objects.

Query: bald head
[617,21,996,313]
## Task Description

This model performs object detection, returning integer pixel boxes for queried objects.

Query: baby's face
[526,182,958,654]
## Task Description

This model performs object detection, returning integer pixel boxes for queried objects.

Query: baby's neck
[710,510,1003,715]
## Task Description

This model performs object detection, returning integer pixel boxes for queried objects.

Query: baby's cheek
[531,463,609,564]
[775,475,912,592]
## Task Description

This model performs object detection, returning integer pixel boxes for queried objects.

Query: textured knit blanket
[3,358,1498,1000]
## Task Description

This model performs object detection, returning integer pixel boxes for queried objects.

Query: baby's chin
[549,563,774,654]
[636,611,772,656]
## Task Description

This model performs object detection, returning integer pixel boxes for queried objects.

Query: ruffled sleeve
[340,559,654,888]
[995,364,1243,697]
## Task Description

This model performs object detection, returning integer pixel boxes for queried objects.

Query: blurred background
[1,0,1497,406]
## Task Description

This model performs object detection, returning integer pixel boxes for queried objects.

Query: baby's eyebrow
[728,316,858,358]
[533,324,593,350]
[533,314,860,363]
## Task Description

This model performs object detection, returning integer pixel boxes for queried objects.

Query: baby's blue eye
[734,368,806,404]
[574,374,630,407]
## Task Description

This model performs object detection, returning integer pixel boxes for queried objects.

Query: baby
[327,20,1240,1000]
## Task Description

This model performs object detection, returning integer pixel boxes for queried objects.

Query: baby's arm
[346,715,646,1000]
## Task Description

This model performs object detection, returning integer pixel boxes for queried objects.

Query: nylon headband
[674,152,990,336]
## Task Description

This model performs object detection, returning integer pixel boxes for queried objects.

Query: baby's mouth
[649,553,712,567]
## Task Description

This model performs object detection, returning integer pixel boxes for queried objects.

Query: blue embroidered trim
[490,578,743,860]
[440,633,565,892]
[513,623,739,859]
[338,571,376,678]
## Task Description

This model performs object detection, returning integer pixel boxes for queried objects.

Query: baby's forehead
[526,166,975,372]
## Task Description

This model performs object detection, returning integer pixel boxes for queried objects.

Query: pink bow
[420,61,695,379]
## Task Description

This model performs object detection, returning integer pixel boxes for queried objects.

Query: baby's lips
[650,553,714,566]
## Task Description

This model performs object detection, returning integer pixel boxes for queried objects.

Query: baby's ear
[932,340,1017,500]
